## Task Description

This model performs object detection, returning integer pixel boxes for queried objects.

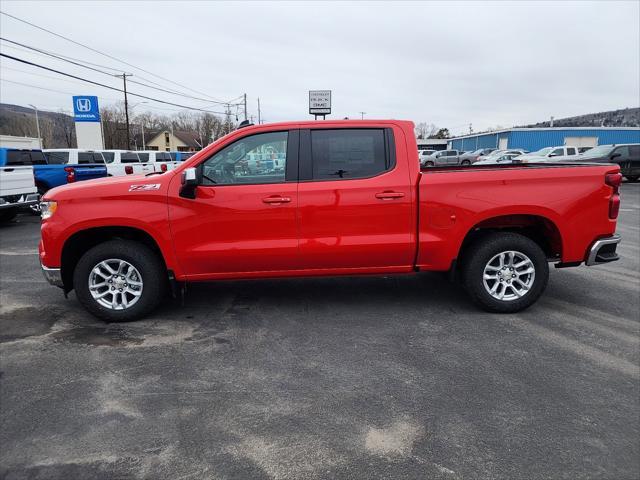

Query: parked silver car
[422,149,463,167]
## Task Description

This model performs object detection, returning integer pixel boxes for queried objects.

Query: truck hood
[43,172,174,201]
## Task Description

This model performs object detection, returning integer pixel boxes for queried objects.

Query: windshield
[581,145,614,156]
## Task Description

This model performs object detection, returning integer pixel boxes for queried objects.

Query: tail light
[125,166,134,175]
[605,172,622,219]
[160,163,168,172]
[64,166,75,183]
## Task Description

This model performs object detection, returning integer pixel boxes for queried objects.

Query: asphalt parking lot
[1,183,638,480]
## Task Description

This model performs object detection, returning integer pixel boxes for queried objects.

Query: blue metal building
[448,127,640,152]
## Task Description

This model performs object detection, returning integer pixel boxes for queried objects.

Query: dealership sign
[72,95,101,122]
[309,90,331,115]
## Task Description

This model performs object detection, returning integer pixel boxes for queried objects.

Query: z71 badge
[129,184,161,192]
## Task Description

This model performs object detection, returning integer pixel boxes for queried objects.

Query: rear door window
[566,148,577,155]
[102,152,115,163]
[121,153,140,163]
[78,152,105,164]
[310,129,388,180]
[45,151,69,164]
[137,153,150,162]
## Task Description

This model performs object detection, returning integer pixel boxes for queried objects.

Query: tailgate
[73,164,108,181]
[0,166,37,196]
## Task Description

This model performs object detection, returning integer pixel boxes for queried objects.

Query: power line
[0,10,234,104]
[0,37,243,107]
[1,52,232,115]
[1,78,203,115]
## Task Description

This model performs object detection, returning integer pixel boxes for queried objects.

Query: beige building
[145,130,203,152]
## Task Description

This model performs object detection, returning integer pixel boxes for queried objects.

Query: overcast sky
[1,1,638,136]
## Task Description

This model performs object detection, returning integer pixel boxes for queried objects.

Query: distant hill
[522,107,639,128]
[0,103,76,148]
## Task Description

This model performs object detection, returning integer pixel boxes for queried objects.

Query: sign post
[309,90,331,120]
[72,95,104,149]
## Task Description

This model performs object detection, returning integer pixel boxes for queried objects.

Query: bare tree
[415,122,438,139]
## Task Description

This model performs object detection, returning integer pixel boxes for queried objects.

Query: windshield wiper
[145,171,163,177]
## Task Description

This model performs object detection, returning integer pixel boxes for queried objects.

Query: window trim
[298,127,396,183]
[196,129,298,187]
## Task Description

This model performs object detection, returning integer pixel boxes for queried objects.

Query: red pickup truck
[39,120,622,321]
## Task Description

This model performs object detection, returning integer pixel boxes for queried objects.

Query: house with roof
[144,130,205,152]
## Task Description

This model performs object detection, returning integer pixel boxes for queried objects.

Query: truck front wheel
[462,232,549,313]
[73,240,166,322]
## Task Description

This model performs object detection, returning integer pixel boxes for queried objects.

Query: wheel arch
[458,213,563,265]
[60,226,167,292]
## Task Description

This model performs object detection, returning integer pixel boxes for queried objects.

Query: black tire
[73,240,166,322]
[461,232,549,313]
[461,160,471,166]
[425,161,434,167]
[0,209,18,223]
[625,175,639,182]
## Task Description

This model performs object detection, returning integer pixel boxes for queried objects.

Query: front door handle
[262,196,291,204]
[375,191,405,200]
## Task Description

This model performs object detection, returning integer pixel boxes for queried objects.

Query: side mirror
[610,152,621,160]
[548,153,558,157]
[179,167,198,199]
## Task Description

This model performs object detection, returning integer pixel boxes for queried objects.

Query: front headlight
[40,201,57,220]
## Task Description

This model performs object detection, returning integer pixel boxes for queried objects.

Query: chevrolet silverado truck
[39,120,622,322]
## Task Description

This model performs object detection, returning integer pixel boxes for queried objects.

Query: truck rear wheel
[73,240,166,322]
[461,232,549,313]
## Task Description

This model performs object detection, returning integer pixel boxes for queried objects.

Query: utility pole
[243,93,247,121]
[469,123,473,134]
[257,97,261,124]
[359,111,366,120]
[28,104,42,148]
[115,73,133,149]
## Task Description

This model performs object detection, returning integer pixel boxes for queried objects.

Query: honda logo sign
[72,95,101,122]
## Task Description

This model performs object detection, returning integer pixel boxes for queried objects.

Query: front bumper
[0,193,40,210]
[586,234,621,266]
[41,264,64,288]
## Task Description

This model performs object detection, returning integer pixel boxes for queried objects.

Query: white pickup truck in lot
[0,164,39,222]
[101,150,154,176]
[136,151,179,172]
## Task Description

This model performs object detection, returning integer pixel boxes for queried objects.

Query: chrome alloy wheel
[88,259,143,310]
[482,250,535,301]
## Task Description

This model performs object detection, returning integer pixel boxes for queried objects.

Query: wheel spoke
[89,282,107,290]
[517,268,535,276]
[95,290,111,299]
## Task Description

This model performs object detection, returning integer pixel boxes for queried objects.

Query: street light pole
[28,104,42,148]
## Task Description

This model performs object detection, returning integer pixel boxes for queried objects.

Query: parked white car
[517,146,579,162]
[0,164,39,222]
[136,151,179,173]
[101,150,154,176]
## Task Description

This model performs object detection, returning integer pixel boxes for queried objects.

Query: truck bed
[416,162,620,270]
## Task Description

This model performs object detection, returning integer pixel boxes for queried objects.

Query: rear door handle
[375,191,405,200]
[262,196,291,204]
